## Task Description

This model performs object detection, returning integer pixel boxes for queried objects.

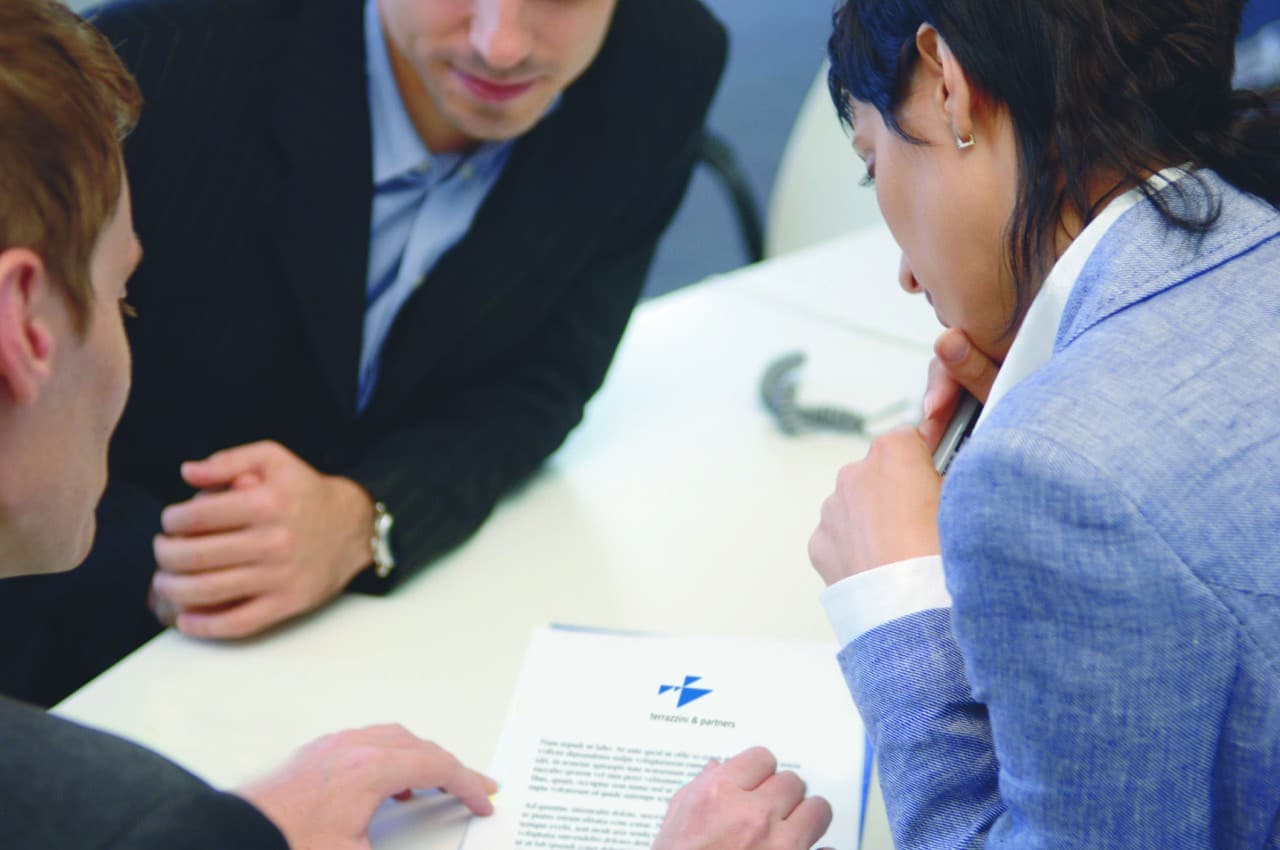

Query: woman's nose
[898,253,922,294]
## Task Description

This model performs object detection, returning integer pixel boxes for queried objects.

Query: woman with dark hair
[653,2,1280,849]
[801,0,1280,848]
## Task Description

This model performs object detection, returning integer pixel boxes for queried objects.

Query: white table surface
[726,225,937,350]
[56,228,938,850]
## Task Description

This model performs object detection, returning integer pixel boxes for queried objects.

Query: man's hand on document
[652,747,833,850]
[238,723,497,850]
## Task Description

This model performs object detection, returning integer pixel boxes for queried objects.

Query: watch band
[371,501,396,579]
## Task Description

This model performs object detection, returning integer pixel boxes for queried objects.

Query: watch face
[372,502,396,577]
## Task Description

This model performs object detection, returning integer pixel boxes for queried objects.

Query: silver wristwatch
[371,501,396,579]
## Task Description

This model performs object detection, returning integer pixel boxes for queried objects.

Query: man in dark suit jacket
[0,0,726,704]
[0,3,496,847]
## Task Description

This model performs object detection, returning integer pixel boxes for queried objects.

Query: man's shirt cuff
[820,555,951,647]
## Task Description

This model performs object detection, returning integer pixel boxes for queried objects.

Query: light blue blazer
[843,172,1280,849]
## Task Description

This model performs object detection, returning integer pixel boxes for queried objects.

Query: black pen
[931,390,983,475]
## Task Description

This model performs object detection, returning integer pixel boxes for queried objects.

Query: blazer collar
[1058,170,1280,351]
[268,0,372,419]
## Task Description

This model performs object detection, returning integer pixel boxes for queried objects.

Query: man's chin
[446,95,551,143]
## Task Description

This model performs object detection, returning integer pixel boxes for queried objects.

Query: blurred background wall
[644,0,833,297]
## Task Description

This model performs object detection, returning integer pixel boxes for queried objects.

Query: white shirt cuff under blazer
[821,167,1191,649]
[821,555,949,646]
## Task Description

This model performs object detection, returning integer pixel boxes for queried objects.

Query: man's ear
[915,24,976,146]
[0,248,56,406]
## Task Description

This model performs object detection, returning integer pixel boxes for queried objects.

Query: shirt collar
[976,166,1190,430]
[365,0,431,185]
[364,0,519,189]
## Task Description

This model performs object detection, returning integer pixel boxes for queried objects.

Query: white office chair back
[766,61,883,258]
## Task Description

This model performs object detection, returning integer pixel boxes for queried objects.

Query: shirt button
[460,164,475,181]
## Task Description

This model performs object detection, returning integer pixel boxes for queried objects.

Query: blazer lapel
[268,0,372,418]
[366,95,602,417]
[1058,172,1280,351]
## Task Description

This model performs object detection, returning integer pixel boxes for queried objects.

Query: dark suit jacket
[94,0,726,588]
[0,696,285,849]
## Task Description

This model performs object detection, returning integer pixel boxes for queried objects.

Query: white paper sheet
[460,625,866,850]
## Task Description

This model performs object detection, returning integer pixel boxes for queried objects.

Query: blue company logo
[659,675,712,708]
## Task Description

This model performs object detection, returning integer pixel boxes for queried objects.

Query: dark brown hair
[0,0,142,330]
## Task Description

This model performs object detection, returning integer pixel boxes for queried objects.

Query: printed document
[460,625,866,850]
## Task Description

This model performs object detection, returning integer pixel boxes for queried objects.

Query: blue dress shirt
[359,0,513,412]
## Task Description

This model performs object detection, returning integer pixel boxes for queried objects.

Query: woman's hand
[808,329,1001,586]
[918,329,999,451]
[808,426,943,585]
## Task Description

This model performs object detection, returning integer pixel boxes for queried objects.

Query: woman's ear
[916,24,977,148]
[0,249,56,407]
